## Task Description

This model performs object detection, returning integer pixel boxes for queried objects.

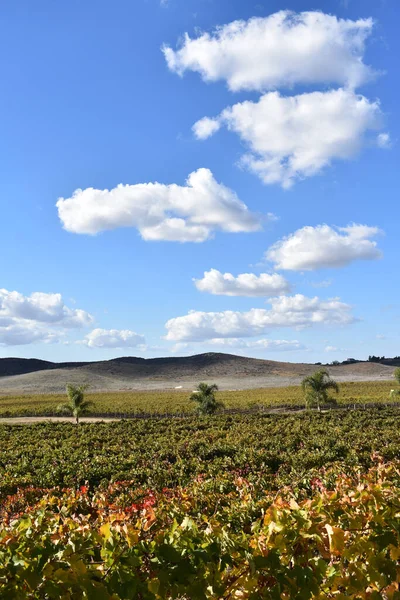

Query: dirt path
[0,408,302,424]
[0,416,120,424]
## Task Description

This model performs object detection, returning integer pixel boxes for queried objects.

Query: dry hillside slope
[0,353,396,394]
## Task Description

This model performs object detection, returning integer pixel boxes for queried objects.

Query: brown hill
[0,353,396,394]
[0,357,91,377]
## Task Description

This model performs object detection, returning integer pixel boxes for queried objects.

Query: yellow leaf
[125,526,139,548]
[385,582,400,599]
[389,544,400,560]
[325,524,345,555]
[100,522,112,542]
[148,579,160,595]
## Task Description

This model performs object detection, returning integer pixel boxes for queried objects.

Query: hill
[0,357,91,377]
[0,353,396,394]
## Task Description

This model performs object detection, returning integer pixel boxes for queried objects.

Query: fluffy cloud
[194,269,291,296]
[82,328,145,349]
[0,289,93,328]
[165,294,355,342]
[193,89,384,188]
[192,117,221,140]
[209,338,304,351]
[56,168,261,242]
[163,11,374,91]
[0,289,93,346]
[377,133,391,149]
[266,224,382,271]
[0,323,58,346]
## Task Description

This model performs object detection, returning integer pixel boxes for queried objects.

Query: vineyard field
[0,379,398,417]
[1,408,400,598]
[1,408,400,498]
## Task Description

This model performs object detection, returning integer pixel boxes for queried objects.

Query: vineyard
[0,379,398,417]
[1,409,400,597]
[2,409,400,495]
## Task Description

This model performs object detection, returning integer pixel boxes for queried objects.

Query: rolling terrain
[0,353,396,394]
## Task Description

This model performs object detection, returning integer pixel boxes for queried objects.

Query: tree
[57,384,93,424]
[302,369,339,411]
[390,368,400,399]
[190,383,224,415]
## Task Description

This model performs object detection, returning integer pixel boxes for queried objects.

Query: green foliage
[57,383,93,424]
[390,368,400,400]
[1,409,400,597]
[1,409,400,500]
[302,369,340,410]
[190,382,224,415]
[0,460,399,599]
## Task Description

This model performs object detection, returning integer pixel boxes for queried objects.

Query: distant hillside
[0,353,285,378]
[0,357,91,377]
[0,353,396,394]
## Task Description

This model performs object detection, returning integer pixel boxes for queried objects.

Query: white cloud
[192,117,221,140]
[163,11,374,91]
[194,268,291,296]
[0,289,93,327]
[325,345,339,352]
[209,338,304,351]
[56,168,261,242]
[165,294,355,342]
[266,224,382,271]
[193,89,384,188]
[0,323,58,346]
[0,288,93,346]
[82,328,145,349]
[377,132,391,148]
[170,338,304,354]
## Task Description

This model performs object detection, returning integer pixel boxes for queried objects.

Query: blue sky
[0,0,399,363]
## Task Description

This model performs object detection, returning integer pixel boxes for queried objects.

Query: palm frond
[62,383,93,422]
[325,395,338,406]
[324,379,339,393]
[190,382,223,415]
[302,369,339,409]
[301,376,314,391]
[57,403,72,414]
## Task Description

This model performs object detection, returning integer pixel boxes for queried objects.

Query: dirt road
[0,416,119,424]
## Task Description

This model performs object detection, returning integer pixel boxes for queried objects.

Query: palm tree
[57,384,93,424]
[390,367,400,399]
[301,369,339,411]
[190,383,224,415]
